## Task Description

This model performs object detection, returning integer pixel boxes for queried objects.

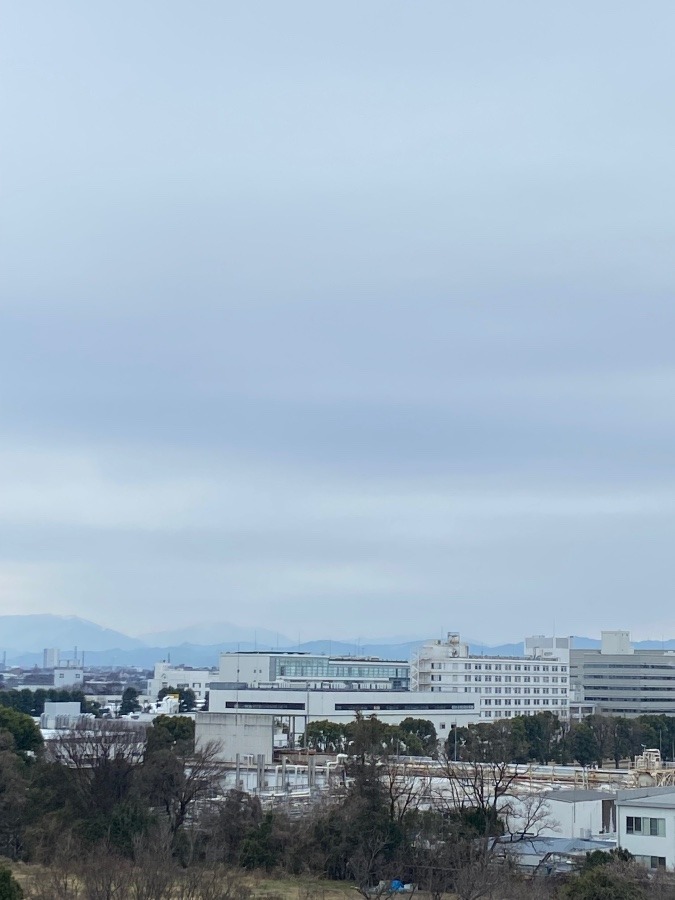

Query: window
[627,817,665,837]
[440,723,446,730]
[635,855,666,869]
[651,818,666,837]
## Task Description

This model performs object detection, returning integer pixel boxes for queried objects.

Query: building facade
[218,651,410,691]
[207,683,476,742]
[411,632,570,721]
[571,631,675,717]
[617,791,675,870]
[147,662,216,703]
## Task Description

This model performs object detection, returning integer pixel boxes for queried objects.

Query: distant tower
[43,648,60,669]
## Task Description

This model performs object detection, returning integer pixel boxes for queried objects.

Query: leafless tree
[173,866,251,900]
[77,846,132,900]
[142,739,224,838]
[379,761,426,825]
[47,720,147,816]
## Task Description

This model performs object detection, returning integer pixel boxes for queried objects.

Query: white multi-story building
[147,662,217,703]
[218,651,410,691]
[411,632,570,721]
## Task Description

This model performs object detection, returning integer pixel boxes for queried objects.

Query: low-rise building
[617,790,675,869]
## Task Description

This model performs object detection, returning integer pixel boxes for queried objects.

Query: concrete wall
[195,712,274,763]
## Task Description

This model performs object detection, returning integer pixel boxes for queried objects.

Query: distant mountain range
[2,614,675,669]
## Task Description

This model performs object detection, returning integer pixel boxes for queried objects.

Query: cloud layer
[2,2,675,641]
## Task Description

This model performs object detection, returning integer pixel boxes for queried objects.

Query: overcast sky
[1,2,675,643]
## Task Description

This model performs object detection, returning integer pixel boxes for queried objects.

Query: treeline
[0,688,98,718]
[305,716,438,757]
[452,711,675,768]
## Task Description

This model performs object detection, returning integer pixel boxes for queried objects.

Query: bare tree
[77,846,132,900]
[47,720,147,816]
[142,739,223,838]
[173,866,251,900]
[379,761,426,825]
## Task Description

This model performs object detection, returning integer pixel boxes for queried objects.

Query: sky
[1,2,675,643]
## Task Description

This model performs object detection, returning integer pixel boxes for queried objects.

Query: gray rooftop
[542,789,611,803]
[618,790,675,809]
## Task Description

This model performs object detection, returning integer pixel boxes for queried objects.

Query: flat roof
[618,791,675,809]
[542,790,610,803]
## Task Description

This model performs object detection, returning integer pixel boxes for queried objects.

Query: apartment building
[411,632,570,721]
[570,630,675,717]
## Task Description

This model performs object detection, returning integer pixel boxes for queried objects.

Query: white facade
[40,700,84,730]
[53,665,84,688]
[617,792,675,870]
[411,633,570,721]
[147,662,216,702]
[208,684,477,738]
[195,711,275,763]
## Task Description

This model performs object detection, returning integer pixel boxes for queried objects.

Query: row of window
[483,698,562,707]
[460,663,566,672]
[483,710,559,718]
[626,816,665,837]
[464,687,567,694]
[462,675,566,683]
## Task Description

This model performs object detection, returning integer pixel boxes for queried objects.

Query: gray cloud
[1,1,675,641]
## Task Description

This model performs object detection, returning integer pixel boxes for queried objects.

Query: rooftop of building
[617,790,675,809]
